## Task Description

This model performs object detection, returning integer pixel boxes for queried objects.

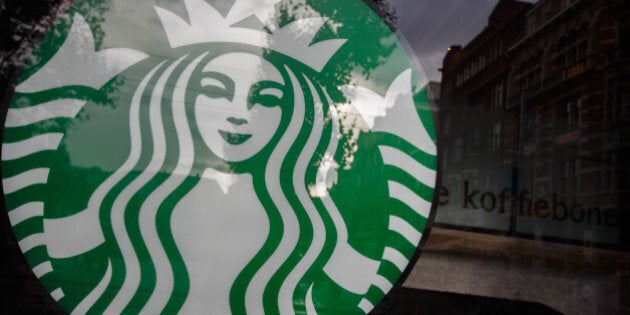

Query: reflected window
[444,114,450,135]
[489,123,501,151]
[524,110,537,142]
[453,137,463,162]
[491,81,504,108]
[556,94,581,134]
[468,128,480,155]
[554,157,579,202]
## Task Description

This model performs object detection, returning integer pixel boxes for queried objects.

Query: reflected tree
[364,0,398,31]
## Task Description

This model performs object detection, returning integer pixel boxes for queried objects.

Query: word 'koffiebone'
[438,181,619,227]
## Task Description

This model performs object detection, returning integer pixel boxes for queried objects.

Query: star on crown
[155,0,347,71]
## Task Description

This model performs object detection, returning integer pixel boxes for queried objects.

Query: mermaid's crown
[156,0,346,71]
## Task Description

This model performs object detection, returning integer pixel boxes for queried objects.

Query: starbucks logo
[2,0,437,314]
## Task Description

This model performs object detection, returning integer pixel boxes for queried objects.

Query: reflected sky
[390,0,537,82]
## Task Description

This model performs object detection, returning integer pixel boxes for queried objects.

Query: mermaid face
[195,52,284,162]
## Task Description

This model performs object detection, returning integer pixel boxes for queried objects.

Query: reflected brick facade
[438,0,630,248]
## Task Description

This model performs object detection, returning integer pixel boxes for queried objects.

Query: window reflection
[435,0,628,248]
[396,0,629,314]
[1,0,629,314]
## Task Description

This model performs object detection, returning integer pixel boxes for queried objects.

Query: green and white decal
[1,0,437,313]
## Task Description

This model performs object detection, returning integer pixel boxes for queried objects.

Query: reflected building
[507,0,630,247]
[438,0,532,233]
[417,1,630,313]
[437,0,629,249]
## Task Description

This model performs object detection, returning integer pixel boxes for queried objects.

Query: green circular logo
[2,0,437,313]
